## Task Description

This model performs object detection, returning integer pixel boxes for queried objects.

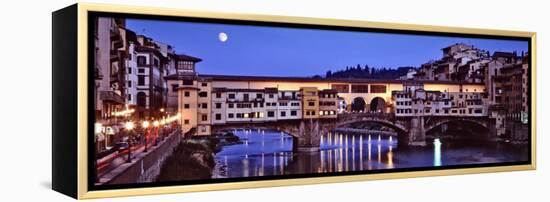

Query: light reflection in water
[434,138,442,166]
[213,129,460,178]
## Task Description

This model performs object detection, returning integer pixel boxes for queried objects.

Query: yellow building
[300,87,320,119]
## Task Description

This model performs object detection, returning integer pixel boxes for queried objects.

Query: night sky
[127,19,528,77]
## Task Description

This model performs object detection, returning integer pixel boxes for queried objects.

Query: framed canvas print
[52,3,536,199]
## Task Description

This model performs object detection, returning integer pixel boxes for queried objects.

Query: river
[212,129,528,178]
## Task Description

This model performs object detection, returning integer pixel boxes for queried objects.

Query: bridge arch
[336,118,408,135]
[425,118,488,134]
[351,97,367,112]
[369,97,386,113]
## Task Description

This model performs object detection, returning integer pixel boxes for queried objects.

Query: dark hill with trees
[320,64,416,79]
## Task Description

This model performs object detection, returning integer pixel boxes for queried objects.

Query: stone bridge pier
[407,116,427,146]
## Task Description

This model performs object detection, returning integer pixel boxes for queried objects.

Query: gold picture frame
[52,3,536,199]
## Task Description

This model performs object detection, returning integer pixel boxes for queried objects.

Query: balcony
[99,90,125,104]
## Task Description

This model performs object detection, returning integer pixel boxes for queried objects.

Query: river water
[212,129,528,178]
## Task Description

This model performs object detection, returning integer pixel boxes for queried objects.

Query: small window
[138,75,145,86]
[198,91,208,97]
[216,93,221,98]
[280,111,286,117]
[138,68,145,73]
[137,56,146,65]
[127,67,132,74]
[172,84,179,92]
[184,91,190,97]
[127,81,132,88]
[184,119,190,124]
[267,111,275,117]
[228,103,234,108]
[228,94,235,99]
[201,103,208,109]
[215,113,222,120]
[201,114,207,121]
[228,113,234,118]
[291,110,297,116]
[215,103,222,109]
[201,82,208,87]
[308,101,315,106]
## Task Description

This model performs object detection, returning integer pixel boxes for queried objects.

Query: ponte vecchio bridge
[169,74,493,151]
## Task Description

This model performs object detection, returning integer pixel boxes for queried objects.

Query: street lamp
[143,120,150,152]
[153,121,160,146]
[124,121,134,163]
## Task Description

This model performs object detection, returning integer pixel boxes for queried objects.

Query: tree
[325,70,332,78]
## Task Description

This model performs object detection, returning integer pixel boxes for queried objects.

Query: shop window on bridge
[332,84,349,93]
[351,84,369,93]
[370,85,387,93]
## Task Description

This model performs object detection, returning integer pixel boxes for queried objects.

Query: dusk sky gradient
[127,19,528,77]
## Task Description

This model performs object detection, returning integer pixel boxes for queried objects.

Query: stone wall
[104,131,181,185]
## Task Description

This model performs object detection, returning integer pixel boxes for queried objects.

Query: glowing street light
[124,121,134,163]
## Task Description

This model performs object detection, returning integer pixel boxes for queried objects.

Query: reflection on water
[212,129,528,178]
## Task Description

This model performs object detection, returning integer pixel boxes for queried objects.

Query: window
[127,81,132,88]
[127,94,132,101]
[201,114,208,121]
[184,104,190,109]
[215,103,222,109]
[228,94,235,99]
[198,91,208,97]
[138,76,145,86]
[228,103,234,108]
[138,68,145,73]
[215,113,222,120]
[184,91,190,97]
[308,101,315,106]
[137,56,146,65]
[311,111,316,116]
[256,93,263,99]
[243,94,249,101]
[291,102,300,106]
[127,67,132,74]
[291,110,297,116]
[172,84,179,92]
[267,111,275,117]
[280,111,286,117]
[184,119,189,124]
[351,84,368,93]
[201,82,208,87]
[279,102,288,106]
[269,94,274,98]
[370,85,387,93]
[332,84,350,93]
[201,103,208,109]
[215,93,221,98]
[183,80,193,85]
[228,113,234,118]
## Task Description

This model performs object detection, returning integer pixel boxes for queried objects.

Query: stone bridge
[211,113,492,151]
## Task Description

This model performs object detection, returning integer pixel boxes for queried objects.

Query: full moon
[218,32,228,42]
